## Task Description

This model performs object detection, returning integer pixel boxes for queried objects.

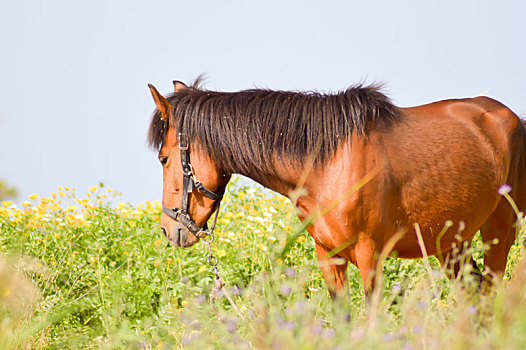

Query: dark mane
[147,83,401,180]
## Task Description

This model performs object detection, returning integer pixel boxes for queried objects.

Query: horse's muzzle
[161,222,198,247]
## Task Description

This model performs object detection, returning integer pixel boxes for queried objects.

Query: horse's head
[148,81,231,247]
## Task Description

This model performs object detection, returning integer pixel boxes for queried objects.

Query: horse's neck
[236,162,314,200]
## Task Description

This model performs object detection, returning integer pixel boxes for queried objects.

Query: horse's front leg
[314,243,349,300]
[354,237,379,297]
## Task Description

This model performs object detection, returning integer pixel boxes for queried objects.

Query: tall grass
[0,178,525,349]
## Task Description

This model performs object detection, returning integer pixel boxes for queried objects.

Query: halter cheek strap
[161,133,223,239]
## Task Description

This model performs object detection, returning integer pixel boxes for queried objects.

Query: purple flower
[468,306,477,315]
[284,321,296,331]
[383,333,397,342]
[226,321,237,334]
[401,342,414,350]
[322,328,335,338]
[284,267,296,277]
[413,326,423,334]
[280,285,292,296]
[498,184,512,195]
[312,325,323,335]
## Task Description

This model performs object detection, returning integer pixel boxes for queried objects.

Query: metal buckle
[178,133,189,150]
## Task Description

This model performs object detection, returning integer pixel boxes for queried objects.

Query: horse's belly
[388,175,503,258]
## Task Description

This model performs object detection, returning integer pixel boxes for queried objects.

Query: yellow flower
[21,201,31,207]
[296,236,306,243]
[89,186,98,193]
[198,265,208,273]
[154,260,160,267]
[214,249,227,258]
[154,240,161,247]
[29,194,39,200]
[1,201,13,207]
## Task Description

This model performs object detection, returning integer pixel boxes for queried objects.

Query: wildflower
[498,184,512,195]
[214,249,227,258]
[21,201,31,207]
[284,267,296,277]
[468,306,477,315]
[280,285,292,296]
[89,186,98,193]
[1,201,13,208]
[198,265,207,273]
[322,328,335,338]
[296,236,307,243]
[417,300,428,309]
[226,320,237,334]
[154,261,160,267]
[392,283,403,294]
[66,205,78,212]
[29,194,39,200]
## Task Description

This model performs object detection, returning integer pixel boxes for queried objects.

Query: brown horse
[147,79,526,298]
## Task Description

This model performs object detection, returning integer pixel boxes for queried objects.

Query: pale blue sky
[1,0,525,204]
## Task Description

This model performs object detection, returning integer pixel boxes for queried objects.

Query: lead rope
[203,203,255,331]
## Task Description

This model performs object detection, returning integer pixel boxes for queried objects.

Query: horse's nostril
[161,227,168,238]
[178,228,185,246]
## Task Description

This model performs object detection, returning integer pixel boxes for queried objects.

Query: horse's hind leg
[480,195,523,282]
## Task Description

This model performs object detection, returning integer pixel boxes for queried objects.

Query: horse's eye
[159,156,168,166]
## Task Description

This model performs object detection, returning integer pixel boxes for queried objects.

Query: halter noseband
[161,133,223,239]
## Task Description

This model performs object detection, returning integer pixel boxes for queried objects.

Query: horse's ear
[173,80,187,93]
[148,84,171,121]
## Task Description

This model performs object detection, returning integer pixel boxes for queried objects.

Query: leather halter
[161,133,223,239]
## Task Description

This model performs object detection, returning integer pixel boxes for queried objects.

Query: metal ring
[201,233,214,244]
[207,255,219,267]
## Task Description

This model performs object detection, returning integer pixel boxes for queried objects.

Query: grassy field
[1,177,526,349]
